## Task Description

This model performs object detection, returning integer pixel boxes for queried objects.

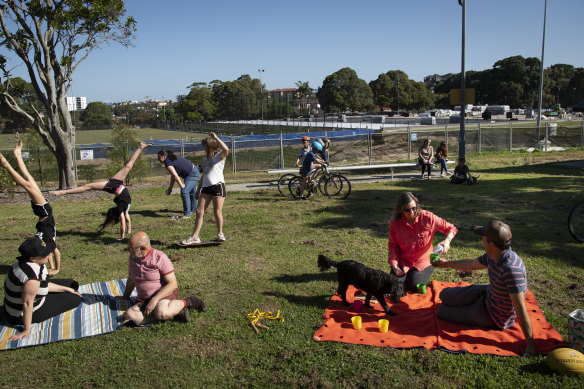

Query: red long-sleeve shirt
[388,210,458,273]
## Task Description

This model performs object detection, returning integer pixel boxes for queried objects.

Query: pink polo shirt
[388,209,457,273]
[128,248,175,300]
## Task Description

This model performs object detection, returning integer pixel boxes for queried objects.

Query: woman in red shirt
[388,192,458,292]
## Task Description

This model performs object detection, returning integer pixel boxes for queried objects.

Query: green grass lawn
[0,149,583,387]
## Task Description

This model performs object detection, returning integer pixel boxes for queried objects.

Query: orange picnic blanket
[313,281,565,356]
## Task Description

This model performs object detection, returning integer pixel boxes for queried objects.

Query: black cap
[18,236,56,260]
[472,220,512,248]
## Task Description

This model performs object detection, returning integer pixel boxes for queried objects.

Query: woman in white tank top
[181,132,229,245]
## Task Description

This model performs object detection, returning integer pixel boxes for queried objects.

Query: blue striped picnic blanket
[0,279,136,350]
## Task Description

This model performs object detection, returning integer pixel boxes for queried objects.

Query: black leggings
[404,266,433,293]
[421,162,432,176]
[7,279,82,325]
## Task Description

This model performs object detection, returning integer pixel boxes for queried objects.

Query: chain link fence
[1,122,582,186]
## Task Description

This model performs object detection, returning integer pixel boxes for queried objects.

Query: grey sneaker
[181,236,201,245]
[217,232,226,242]
[175,307,191,322]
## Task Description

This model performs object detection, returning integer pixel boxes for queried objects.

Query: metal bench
[266,161,455,180]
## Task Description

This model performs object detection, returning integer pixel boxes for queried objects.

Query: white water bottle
[433,244,445,255]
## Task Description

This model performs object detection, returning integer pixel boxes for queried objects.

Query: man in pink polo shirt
[119,231,206,325]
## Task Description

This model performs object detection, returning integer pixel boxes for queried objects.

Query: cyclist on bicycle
[316,138,332,163]
[298,141,327,199]
[295,136,312,167]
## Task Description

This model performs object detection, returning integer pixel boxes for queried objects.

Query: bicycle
[568,200,584,243]
[287,164,351,200]
[277,172,298,197]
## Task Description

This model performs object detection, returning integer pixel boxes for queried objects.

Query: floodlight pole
[458,0,466,161]
[536,0,547,144]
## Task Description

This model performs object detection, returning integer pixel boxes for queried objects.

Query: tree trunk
[54,142,76,189]
[52,119,77,190]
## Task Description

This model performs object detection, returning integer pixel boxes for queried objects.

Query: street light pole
[536,0,547,142]
[458,0,466,161]
[258,69,265,121]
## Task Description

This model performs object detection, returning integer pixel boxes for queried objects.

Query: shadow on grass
[262,291,332,309]
[57,229,164,246]
[272,272,336,284]
[475,159,584,176]
[300,171,583,269]
[233,191,282,203]
[131,209,177,218]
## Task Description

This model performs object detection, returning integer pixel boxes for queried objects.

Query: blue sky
[54,1,584,102]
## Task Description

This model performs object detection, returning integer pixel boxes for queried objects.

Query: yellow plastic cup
[378,319,389,333]
[417,283,427,294]
[351,315,362,330]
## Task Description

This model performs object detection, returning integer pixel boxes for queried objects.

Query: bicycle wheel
[288,176,312,199]
[277,173,296,197]
[317,174,328,196]
[325,174,351,199]
[568,200,584,243]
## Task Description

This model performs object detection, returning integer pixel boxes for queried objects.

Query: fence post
[509,121,513,152]
[581,121,584,147]
[231,136,236,173]
[478,122,481,153]
[407,126,411,160]
[368,127,372,165]
[180,138,184,158]
[444,125,448,144]
[279,132,284,169]
[545,123,548,152]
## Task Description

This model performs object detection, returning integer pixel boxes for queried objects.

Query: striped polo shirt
[478,249,527,329]
[3,261,49,319]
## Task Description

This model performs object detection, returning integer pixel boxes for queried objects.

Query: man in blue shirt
[434,220,536,356]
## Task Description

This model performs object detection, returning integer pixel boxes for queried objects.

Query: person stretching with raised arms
[181,133,229,245]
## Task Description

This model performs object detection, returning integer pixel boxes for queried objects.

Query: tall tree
[317,67,374,112]
[370,70,434,113]
[175,82,215,121]
[0,77,39,132]
[0,1,135,189]
[212,75,259,120]
[80,101,113,126]
[295,81,311,114]
[567,68,584,107]
[546,64,575,106]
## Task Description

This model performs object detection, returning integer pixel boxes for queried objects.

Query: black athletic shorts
[31,200,52,218]
[32,201,57,242]
[201,183,226,197]
[113,188,131,214]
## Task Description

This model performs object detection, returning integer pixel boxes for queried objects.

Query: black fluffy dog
[318,254,406,316]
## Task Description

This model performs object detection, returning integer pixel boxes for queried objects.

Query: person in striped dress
[3,236,81,341]
[433,220,536,356]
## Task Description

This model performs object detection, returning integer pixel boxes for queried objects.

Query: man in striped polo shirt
[434,220,536,356]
